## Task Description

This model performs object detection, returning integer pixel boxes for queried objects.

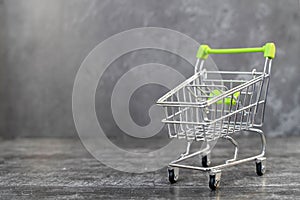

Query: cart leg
[224,136,239,164]
[248,128,266,156]
[200,141,211,167]
[248,128,267,176]
[180,141,192,157]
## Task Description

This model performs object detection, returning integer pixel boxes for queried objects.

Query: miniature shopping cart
[156,43,276,190]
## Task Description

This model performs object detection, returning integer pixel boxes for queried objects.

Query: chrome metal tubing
[170,143,210,164]
[224,136,239,164]
[169,128,266,172]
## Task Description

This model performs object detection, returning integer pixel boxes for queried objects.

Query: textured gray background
[0,0,299,138]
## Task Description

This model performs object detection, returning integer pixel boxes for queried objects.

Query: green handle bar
[196,42,276,60]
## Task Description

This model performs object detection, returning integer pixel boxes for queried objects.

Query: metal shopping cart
[156,43,276,190]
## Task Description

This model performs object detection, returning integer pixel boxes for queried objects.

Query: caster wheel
[256,158,266,176]
[208,170,221,190]
[168,167,179,184]
[202,155,210,167]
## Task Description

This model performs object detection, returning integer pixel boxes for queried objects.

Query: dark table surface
[0,136,299,199]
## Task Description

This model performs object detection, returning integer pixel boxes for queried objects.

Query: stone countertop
[0,136,299,199]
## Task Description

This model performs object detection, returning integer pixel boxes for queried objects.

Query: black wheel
[256,161,265,176]
[202,155,210,167]
[209,174,220,190]
[168,168,178,184]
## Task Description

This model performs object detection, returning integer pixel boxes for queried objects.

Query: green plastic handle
[197,42,276,60]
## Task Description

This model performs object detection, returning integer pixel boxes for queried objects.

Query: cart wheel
[208,170,221,190]
[202,155,210,167]
[168,167,179,184]
[256,158,266,176]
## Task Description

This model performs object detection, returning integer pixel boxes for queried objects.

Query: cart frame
[156,43,276,190]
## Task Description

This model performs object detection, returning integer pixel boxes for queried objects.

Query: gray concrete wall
[0,0,299,138]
